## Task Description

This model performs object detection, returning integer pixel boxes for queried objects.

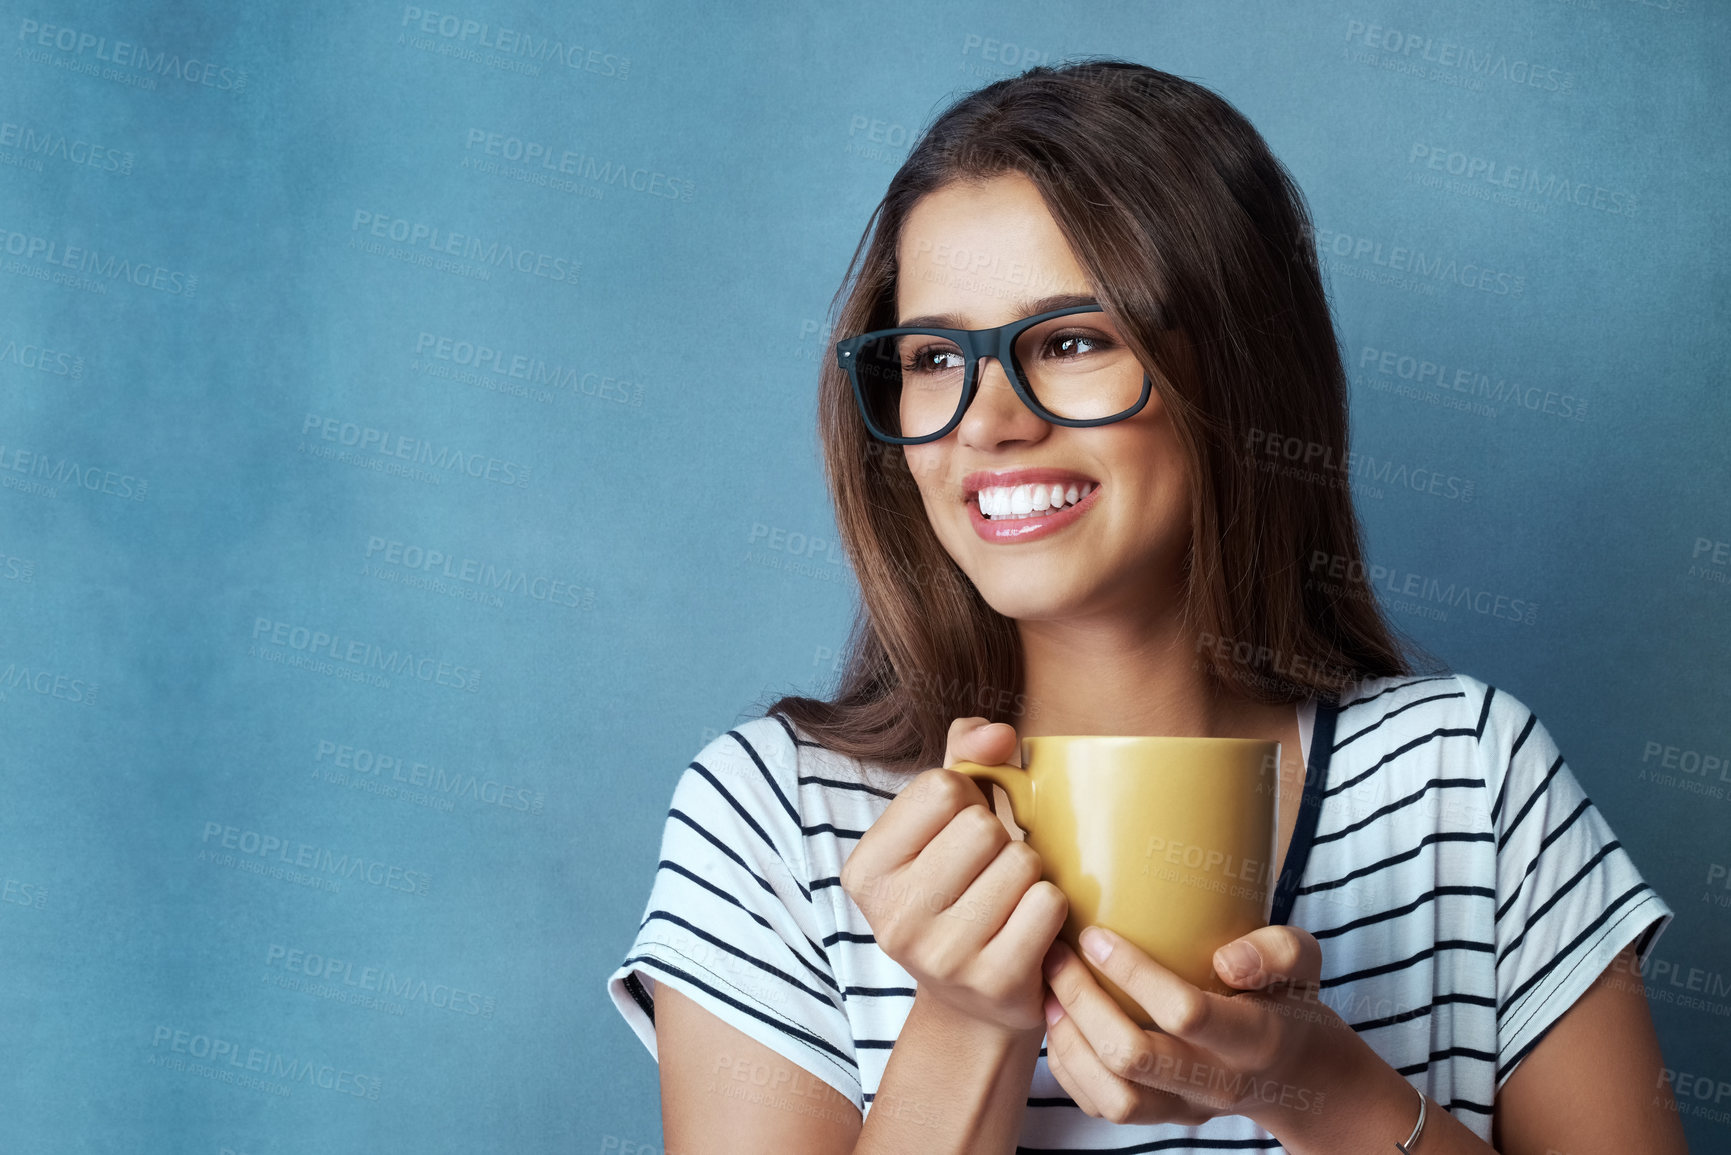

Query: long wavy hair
[760,58,1437,775]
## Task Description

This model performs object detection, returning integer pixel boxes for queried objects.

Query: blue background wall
[1,1,1726,1150]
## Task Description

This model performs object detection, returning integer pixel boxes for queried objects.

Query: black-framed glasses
[834,303,1153,446]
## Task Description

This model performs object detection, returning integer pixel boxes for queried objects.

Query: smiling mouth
[972,480,1098,520]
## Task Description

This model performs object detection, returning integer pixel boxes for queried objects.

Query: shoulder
[655,715,822,901]
[1325,671,1513,800]
[672,713,904,841]
[1333,670,1546,741]
[761,711,914,801]
[1332,671,1563,798]
[1329,670,1473,750]
[1387,670,1558,777]
[676,715,804,824]
[713,714,803,781]
[1443,675,1575,825]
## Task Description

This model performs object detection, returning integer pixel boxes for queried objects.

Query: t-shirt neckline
[1270,696,1337,926]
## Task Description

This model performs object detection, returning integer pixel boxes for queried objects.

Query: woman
[605,60,1683,1153]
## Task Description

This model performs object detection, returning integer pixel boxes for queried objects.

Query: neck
[1013,609,1263,739]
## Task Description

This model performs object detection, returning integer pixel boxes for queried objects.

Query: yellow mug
[952,735,1281,1029]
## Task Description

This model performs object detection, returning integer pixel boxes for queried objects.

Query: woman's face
[897,172,1192,625]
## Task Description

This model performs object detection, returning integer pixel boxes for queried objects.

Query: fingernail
[1044,991,1065,1025]
[1080,926,1112,964]
[1217,941,1260,979]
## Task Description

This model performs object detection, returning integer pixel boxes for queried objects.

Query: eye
[902,342,965,375]
[1043,329,1114,359]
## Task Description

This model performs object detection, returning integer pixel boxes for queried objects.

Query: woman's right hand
[840,717,1069,1036]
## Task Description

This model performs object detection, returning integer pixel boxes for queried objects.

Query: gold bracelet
[1395,1086,1427,1153]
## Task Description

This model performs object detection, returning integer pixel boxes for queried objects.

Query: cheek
[902,445,939,479]
[902,447,951,503]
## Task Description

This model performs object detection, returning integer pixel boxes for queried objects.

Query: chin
[961,565,1093,623]
[979,595,1064,623]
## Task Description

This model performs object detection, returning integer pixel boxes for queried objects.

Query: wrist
[909,988,1046,1057]
[1247,1009,1418,1153]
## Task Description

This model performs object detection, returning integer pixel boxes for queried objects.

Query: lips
[959,467,1104,544]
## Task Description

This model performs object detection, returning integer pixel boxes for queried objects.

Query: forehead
[895,172,1092,326]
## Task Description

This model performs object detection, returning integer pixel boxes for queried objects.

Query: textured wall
[1,1,1725,1150]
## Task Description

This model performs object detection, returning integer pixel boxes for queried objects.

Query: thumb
[942,717,1020,769]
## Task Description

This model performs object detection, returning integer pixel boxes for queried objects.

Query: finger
[1041,982,1207,1126]
[978,878,1067,977]
[1040,997,1106,1118]
[1045,942,1241,1122]
[1072,925,1280,1066]
[947,835,1044,942]
[1042,938,1168,1086]
[857,768,987,872]
[1212,925,1323,991]
[942,717,1019,769]
[899,796,1009,920]
[941,718,1023,833]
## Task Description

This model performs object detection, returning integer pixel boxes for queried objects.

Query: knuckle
[975,969,1016,1004]
[874,911,909,956]
[1101,1086,1139,1125]
[914,932,965,982]
[1245,1032,1283,1074]
[1005,839,1042,875]
[1049,1025,1085,1065]
[1119,1039,1156,1079]
[946,715,989,742]
[905,937,942,980]
[961,802,1005,843]
[990,857,1035,904]
[920,768,968,809]
[935,945,973,986]
[842,861,885,908]
[1166,988,1210,1035]
[1098,1037,1137,1079]
[1290,927,1322,972]
[1029,880,1069,921]
[1259,931,1301,976]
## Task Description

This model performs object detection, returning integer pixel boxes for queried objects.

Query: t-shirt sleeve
[604,716,863,1110]
[1478,679,1675,1090]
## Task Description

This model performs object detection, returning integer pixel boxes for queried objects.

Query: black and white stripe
[606,672,1673,1151]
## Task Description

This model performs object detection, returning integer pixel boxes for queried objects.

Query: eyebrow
[896,292,1101,330]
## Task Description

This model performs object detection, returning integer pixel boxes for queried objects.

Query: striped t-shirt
[605,672,1674,1152]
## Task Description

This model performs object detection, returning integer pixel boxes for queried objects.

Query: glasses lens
[853,332,967,440]
[1011,313,1144,421]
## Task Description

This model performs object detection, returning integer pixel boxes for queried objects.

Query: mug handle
[948,761,1034,832]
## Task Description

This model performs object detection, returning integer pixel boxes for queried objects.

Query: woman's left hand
[1039,924,1361,1131]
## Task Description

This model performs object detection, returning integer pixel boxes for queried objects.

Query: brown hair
[760,58,1438,774]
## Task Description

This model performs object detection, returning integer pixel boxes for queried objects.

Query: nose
[955,355,1048,447]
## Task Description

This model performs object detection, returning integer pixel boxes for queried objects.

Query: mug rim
[1021,734,1279,746]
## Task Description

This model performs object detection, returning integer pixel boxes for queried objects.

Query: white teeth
[975,481,1098,520]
